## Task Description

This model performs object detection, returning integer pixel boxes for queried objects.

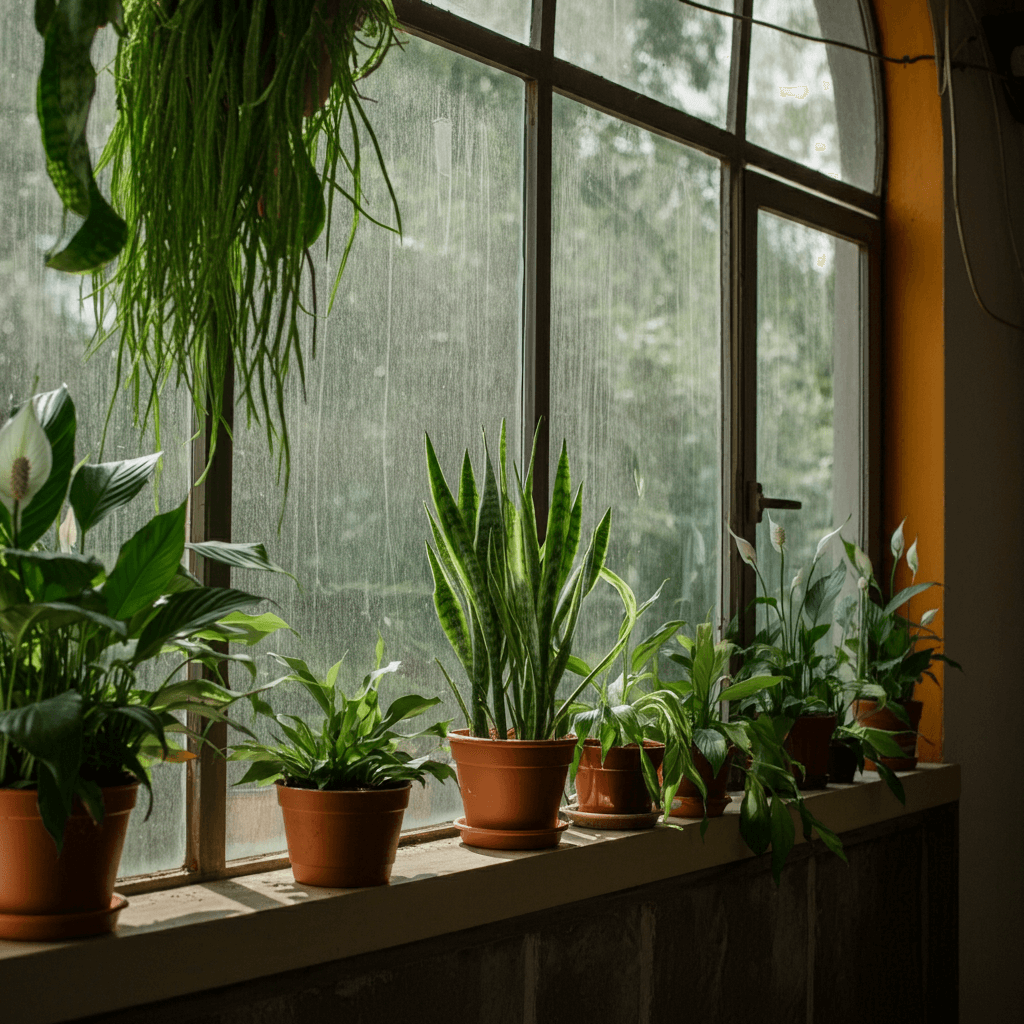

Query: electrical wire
[944,0,1024,332]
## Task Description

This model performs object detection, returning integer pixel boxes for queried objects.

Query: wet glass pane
[747,0,879,192]
[755,210,863,593]
[550,96,722,671]
[227,37,524,859]
[421,0,531,45]
[555,0,734,128]
[0,5,190,877]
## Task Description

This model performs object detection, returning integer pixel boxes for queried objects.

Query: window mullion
[728,0,754,139]
[185,351,234,877]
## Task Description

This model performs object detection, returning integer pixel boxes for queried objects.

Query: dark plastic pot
[785,714,837,789]
[667,744,734,818]
[277,780,411,887]
[575,740,664,815]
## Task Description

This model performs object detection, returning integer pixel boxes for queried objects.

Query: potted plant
[840,522,960,773]
[0,387,290,940]
[424,422,613,849]
[728,516,847,789]
[564,577,681,825]
[229,639,456,887]
[637,619,781,821]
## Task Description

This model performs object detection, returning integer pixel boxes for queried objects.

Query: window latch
[748,481,802,524]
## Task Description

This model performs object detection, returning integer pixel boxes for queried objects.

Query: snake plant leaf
[104,501,187,620]
[70,453,160,535]
[45,180,128,272]
[426,544,473,676]
[458,451,478,539]
[769,794,796,885]
[185,541,297,582]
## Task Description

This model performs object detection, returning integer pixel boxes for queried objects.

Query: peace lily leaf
[185,541,296,582]
[192,610,293,646]
[3,549,103,599]
[770,794,796,885]
[69,453,161,534]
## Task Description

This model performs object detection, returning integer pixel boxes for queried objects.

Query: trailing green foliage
[424,422,612,740]
[93,0,402,491]
[229,638,457,790]
[0,386,291,849]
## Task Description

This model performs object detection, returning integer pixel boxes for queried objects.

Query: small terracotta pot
[277,780,411,887]
[0,783,137,926]
[785,714,837,789]
[575,740,664,815]
[852,698,923,771]
[447,729,577,832]
[827,738,859,784]
[668,744,734,818]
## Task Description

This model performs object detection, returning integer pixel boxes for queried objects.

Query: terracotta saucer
[0,894,128,942]
[453,817,569,850]
[561,806,663,830]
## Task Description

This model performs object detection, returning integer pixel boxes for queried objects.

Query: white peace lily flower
[920,608,938,626]
[906,538,919,578]
[858,575,868,592]
[0,402,53,528]
[766,510,785,553]
[813,516,849,564]
[850,542,874,580]
[727,523,757,568]
[790,566,805,592]
[890,517,907,560]
[58,505,78,553]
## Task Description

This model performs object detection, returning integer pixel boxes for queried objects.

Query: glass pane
[746,0,879,192]
[0,5,189,876]
[227,38,524,859]
[755,210,862,589]
[550,96,722,671]
[555,0,733,128]
[421,0,531,45]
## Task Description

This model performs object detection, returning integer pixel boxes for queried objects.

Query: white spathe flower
[858,575,869,592]
[920,607,938,626]
[906,538,919,578]
[0,402,52,527]
[767,510,785,553]
[58,505,78,553]
[890,517,907,560]
[813,516,850,564]
[727,523,757,568]
[789,566,805,592]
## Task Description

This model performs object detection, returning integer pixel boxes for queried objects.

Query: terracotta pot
[668,743,734,818]
[827,738,859,784]
[277,780,411,887]
[852,698,923,771]
[784,714,837,789]
[575,740,664,815]
[447,729,577,832]
[0,782,137,934]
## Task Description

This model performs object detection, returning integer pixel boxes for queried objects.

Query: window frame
[119,0,885,893]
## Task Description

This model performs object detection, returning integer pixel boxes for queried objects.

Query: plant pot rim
[447,729,576,748]
[580,738,665,750]
[274,779,413,794]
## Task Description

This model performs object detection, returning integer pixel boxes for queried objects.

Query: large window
[0,0,882,884]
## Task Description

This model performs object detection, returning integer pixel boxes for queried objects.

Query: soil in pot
[852,698,923,771]
[785,714,837,790]
[277,780,411,888]
[0,782,138,940]
[574,739,665,816]
[668,744,734,818]
[447,729,577,847]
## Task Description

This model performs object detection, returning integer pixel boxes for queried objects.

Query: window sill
[1,764,960,1024]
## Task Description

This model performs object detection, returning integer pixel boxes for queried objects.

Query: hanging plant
[91,0,401,485]
[34,0,128,272]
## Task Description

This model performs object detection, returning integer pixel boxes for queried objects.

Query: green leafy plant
[228,638,457,790]
[728,516,847,718]
[424,422,612,741]
[92,0,402,486]
[0,386,290,848]
[566,577,685,807]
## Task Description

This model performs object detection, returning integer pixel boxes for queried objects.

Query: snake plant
[424,423,612,741]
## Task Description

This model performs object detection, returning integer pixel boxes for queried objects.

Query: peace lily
[766,511,785,553]
[727,523,757,568]
[0,402,52,536]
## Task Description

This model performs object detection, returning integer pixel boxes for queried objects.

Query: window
[0,0,882,884]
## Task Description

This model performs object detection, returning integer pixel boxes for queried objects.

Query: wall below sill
[1,764,959,1024]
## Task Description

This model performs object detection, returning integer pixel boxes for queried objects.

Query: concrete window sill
[1,764,960,1024]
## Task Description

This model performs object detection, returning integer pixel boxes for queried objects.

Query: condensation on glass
[0,6,190,877]
[550,96,722,669]
[755,209,863,594]
[225,37,525,861]
[747,0,880,193]
[555,0,734,128]
[420,0,531,45]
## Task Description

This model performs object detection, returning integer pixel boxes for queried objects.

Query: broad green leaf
[718,674,783,703]
[4,549,102,599]
[185,540,296,581]
[770,794,796,884]
[693,727,729,776]
[883,581,938,617]
[70,453,161,534]
[192,610,292,645]
[739,777,771,855]
[104,501,187,619]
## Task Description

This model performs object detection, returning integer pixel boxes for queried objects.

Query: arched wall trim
[872,0,946,760]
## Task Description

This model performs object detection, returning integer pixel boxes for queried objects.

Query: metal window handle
[748,481,802,524]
